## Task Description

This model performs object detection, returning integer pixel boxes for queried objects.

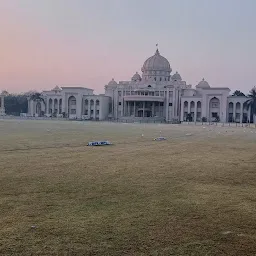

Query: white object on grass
[87,141,112,146]
[154,137,167,141]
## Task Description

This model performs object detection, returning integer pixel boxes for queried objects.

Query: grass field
[0,119,256,256]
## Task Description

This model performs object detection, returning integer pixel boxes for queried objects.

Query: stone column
[177,89,181,120]
[134,102,136,117]
[175,88,179,118]
[121,90,123,117]
[26,98,30,115]
[76,95,82,119]
[46,99,49,115]
[180,101,184,122]
[248,105,251,123]
[194,104,197,122]
[172,89,176,118]
[31,100,34,116]
[128,102,131,116]
[124,101,127,116]
[233,102,236,122]
[240,102,243,123]
[57,99,60,115]
[142,101,145,118]
[152,102,155,117]
[188,101,191,115]
[94,100,96,119]
[201,95,207,120]
[165,89,169,121]
[88,100,91,119]
[1,95,4,108]
[0,94,6,115]
[221,94,228,123]
[62,93,66,114]
[115,90,119,119]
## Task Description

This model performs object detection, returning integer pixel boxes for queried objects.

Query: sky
[1,0,256,94]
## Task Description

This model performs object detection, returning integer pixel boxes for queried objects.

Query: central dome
[141,49,171,73]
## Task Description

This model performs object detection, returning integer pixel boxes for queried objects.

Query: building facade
[27,48,251,122]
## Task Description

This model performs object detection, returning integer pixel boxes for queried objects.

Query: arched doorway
[183,101,188,121]
[90,99,94,119]
[235,102,241,122]
[53,99,58,116]
[228,102,234,122]
[68,96,76,117]
[49,98,53,114]
[36,102,41,116]
[197,101,201,121]
[209,97,220,121]
[84,99,89,115]
[190,101,195,121]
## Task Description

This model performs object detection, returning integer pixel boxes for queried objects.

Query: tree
[29,92,45,105]
[245,87,256,123]
[232,90,245,96]
[5,94,28,116]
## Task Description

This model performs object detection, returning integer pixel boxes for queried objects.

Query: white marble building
[27,48,251,122]
[28,87,110,120]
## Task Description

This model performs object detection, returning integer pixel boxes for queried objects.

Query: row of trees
[2,91,46,116]
[4,94,28,116]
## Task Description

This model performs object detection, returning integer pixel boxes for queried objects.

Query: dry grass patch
[0,120,256,255]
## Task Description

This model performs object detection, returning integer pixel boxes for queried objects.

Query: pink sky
[1,0,256,94]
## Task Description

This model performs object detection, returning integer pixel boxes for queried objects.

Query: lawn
[0,119,256,255]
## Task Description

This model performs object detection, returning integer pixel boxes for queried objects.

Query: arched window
[68,96,76,115]
[36,102,41,116]
[210,97,219,108]
[49,98,53,114]
[148,85,152,88]
[54,99,58,114]
[90,99,94,106]
[209,97,220,121]
[85,99,88,105]
[96,99,100,106]
[196,101,202,121]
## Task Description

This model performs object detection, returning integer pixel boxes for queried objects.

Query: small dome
[52,86,61,91]
[108,78,118,86]
[172,71,182,81]
[142,49,171,73]
[196,78,210,89]
[131,72,141,82]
